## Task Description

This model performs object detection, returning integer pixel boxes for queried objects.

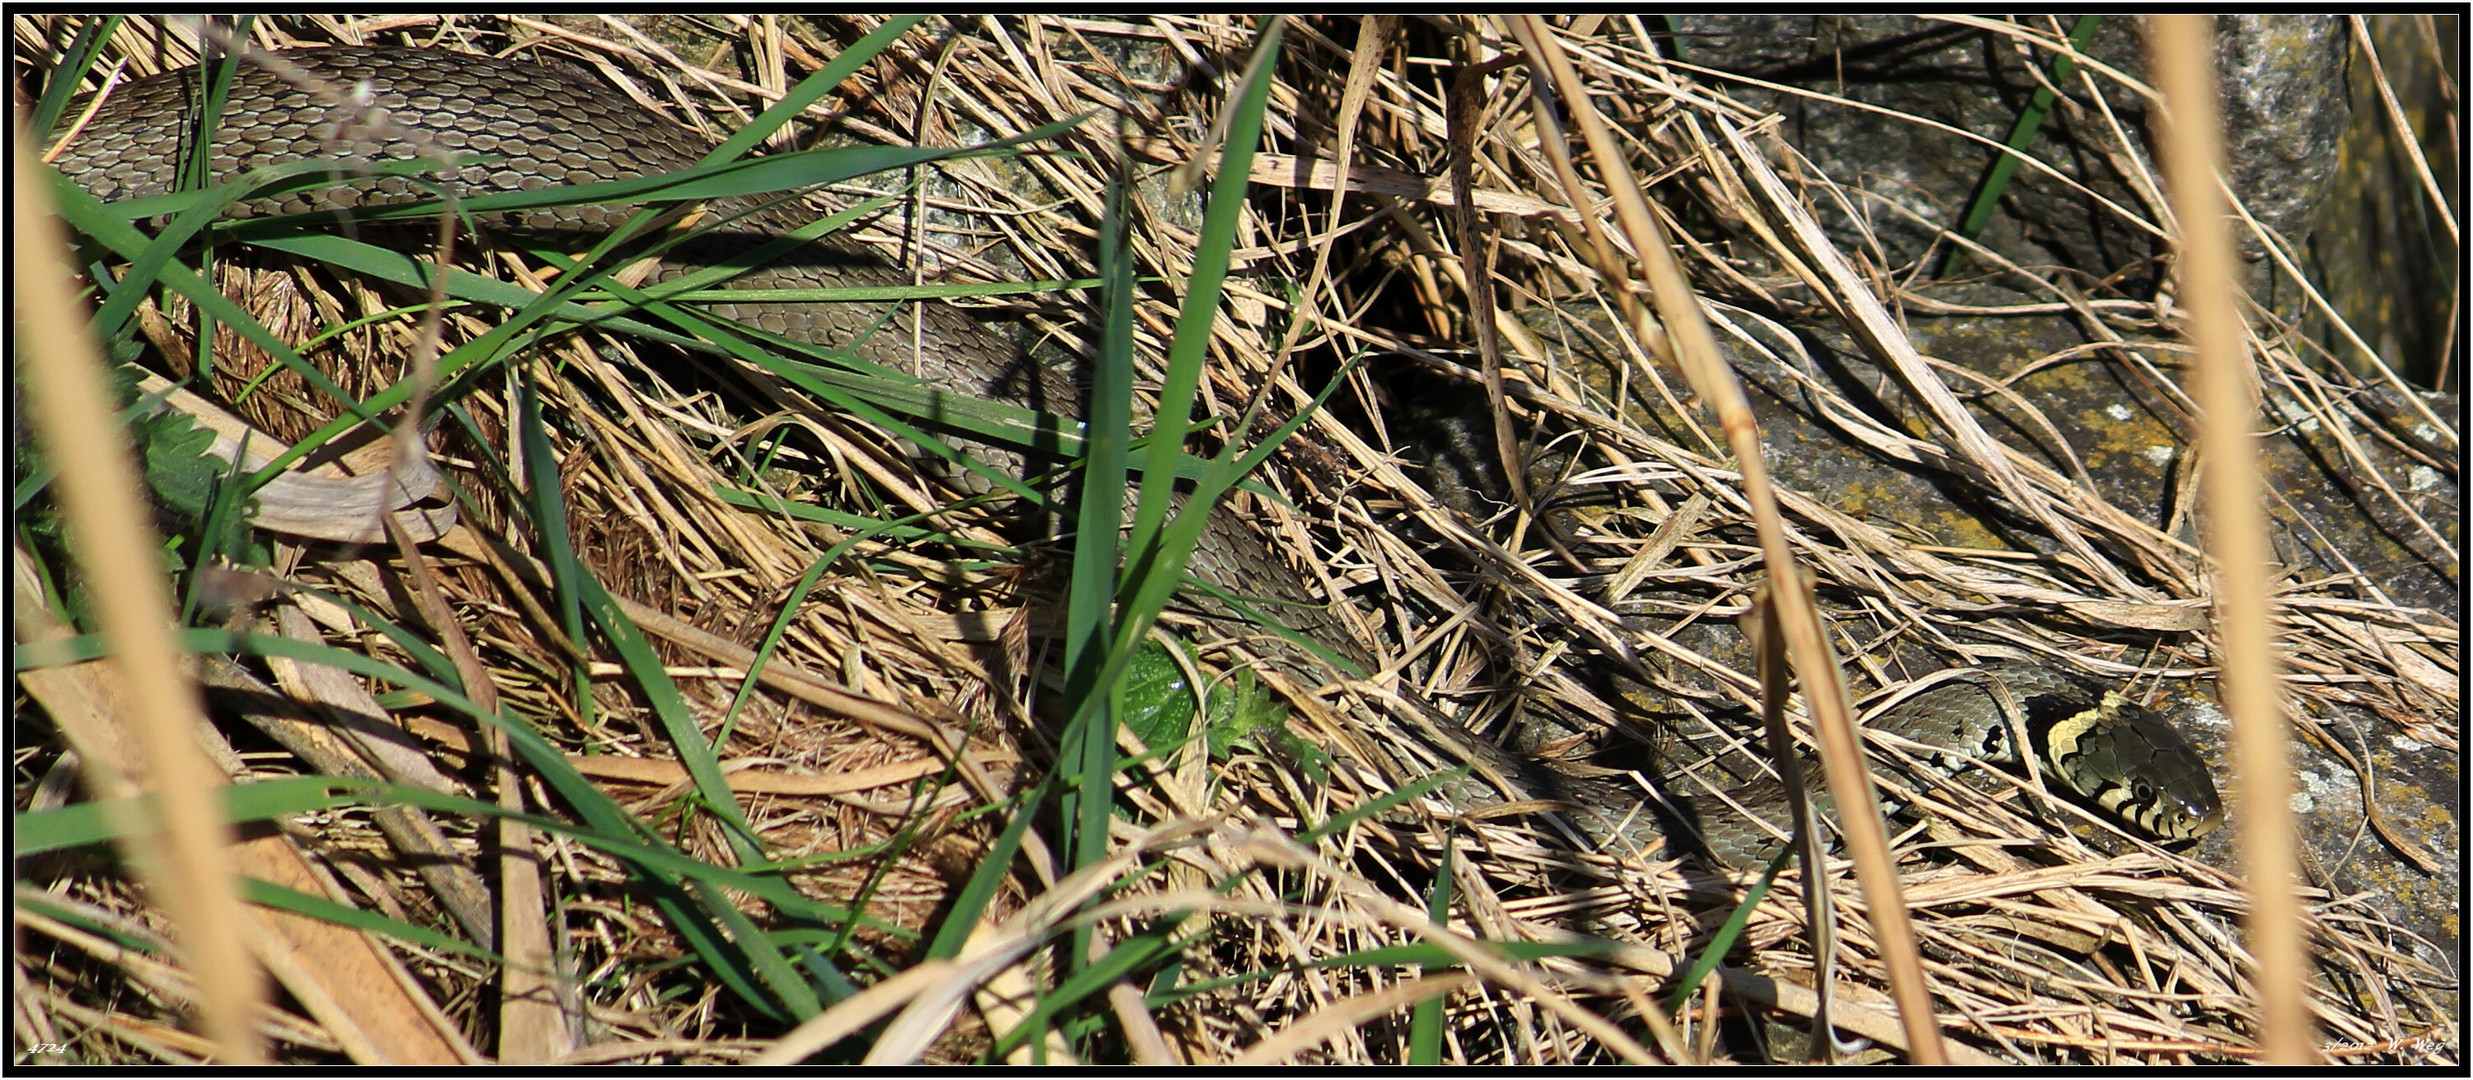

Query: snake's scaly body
[47,46,2223,863]
[1552,664,2225,866]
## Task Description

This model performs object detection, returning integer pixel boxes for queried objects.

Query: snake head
[2050,691,2226,841]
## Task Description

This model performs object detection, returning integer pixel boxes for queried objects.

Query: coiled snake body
[45,46,2224,864]
[1540,664,2225,866]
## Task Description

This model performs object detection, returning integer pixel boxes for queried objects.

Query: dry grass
[11,13,2457,1065]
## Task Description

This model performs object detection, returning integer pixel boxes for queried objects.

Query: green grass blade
[1057,137,1143,889]
[240,878,503,964]
[1661,841,1795,1015]
[511,378,765,862]
[1409,844,1456,1064]
[925,778,1052,961]
[23,19,124,137]
[1123,19,1286,583]
[1953,15,2102,244]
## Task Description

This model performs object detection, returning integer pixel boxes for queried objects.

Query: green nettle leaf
[130,406,262,566]
[133,407,226,520]
[13,365,261,626]
[1116,637,1324,782]
[1118,638,1200,754]
[1211,668,1326,786]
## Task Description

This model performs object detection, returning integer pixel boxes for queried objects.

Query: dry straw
[12,13,2454,1065]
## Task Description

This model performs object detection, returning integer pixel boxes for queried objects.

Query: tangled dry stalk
[11,13,2457,1065]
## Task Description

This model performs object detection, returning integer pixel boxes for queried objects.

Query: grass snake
[44,45,2225,867]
